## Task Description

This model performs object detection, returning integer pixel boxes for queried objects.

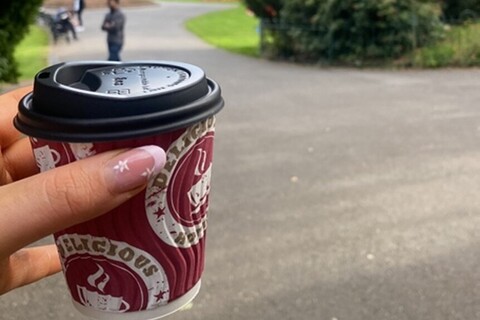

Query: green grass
[408,22,480,68]
[14,25,49,81]
[186,5,260,57]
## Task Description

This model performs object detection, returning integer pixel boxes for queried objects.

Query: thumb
[0,146,166,256]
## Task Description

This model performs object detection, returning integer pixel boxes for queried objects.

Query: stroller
[38,8,77,43]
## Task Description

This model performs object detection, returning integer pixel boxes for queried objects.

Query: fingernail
[104,146,166,193]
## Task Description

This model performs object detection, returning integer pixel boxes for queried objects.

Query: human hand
[102,21,113,30]
[0,87,166,295]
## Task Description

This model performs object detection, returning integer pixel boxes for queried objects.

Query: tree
[243,0,283,21]
[0,0,43,83]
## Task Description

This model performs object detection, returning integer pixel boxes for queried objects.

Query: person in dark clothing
[101,0,125,61]
[56,7,77,41]
[73,0,86,28]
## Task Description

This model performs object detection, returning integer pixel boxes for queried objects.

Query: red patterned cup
[14,61,224,319]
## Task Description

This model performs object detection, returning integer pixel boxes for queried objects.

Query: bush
[413,44,455,67]
[0,0,42,83]
[409,21,480,67]
[273,0,444,63]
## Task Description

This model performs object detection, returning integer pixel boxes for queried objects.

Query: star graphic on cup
[113,160,129,173]
[154,209,165,220]
[154,290,168,302]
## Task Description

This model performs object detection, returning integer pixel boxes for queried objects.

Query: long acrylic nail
[104,146,166,193]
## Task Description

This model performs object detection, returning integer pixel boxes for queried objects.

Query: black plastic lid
[14,61,224,142]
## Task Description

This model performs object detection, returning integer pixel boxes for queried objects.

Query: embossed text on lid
[83,65,191,97]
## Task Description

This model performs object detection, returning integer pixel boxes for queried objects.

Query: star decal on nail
[113,160,130,173]
[141,166,155,179]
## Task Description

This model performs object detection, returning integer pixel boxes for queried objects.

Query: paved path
[3,2,480,319]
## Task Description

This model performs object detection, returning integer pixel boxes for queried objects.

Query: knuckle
[43,167,100,217]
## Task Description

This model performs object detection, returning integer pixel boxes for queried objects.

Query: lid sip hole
[38,72,50,79]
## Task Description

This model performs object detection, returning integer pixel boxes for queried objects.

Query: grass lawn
[186,5,260,57]
[14,25,49,81]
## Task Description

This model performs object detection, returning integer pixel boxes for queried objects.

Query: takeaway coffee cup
[14,61,224,319]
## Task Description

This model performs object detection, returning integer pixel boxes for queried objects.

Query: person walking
[56,7,78,41]
[101,0,125,61]
[73,0,86,31]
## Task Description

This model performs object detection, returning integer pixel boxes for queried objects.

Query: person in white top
[73,0,86,30]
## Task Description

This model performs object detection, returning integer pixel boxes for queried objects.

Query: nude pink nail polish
[105,146,166,193]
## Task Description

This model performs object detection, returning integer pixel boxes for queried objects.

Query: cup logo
[88,264,110,292]
[69,143,96,160]
[146,118,215,248]
[188,149,212,215]
[77,264,130,312]
[56,234,170,311]
[33,145,61,172]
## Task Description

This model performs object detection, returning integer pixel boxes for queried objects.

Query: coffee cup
[14,61,224,320]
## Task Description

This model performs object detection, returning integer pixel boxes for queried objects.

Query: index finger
[0,86,33,148]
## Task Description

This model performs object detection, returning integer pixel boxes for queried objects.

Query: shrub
[275,0,444,63]
[409,21,480,67]
[413,44,455,67]
[0,0,42,83]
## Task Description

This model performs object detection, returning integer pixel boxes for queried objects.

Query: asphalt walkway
[3,2,480,319]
